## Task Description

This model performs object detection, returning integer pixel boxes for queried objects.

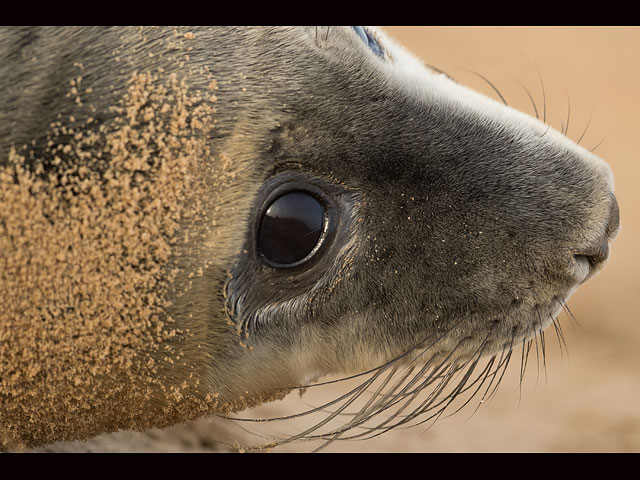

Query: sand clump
[0,68,230,449]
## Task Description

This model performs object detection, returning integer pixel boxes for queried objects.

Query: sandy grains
[0,70,225,449]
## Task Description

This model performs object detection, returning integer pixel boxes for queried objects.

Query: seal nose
[606,193,620,239]
[576,242,609,269]
[574,194,619,271]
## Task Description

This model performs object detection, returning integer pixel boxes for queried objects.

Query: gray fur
[0,26,618,448]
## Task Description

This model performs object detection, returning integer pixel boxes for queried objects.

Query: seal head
[0,26,619,449]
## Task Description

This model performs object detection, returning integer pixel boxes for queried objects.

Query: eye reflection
[258,191,325,267]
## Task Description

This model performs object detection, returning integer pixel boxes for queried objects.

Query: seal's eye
[258,191,326,267]
[352,26,383,57]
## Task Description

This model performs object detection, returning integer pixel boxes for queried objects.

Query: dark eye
[258,191,326,267]
[352,26,383,57]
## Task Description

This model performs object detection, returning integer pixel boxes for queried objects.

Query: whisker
[463,354,499,419]
[551,317,565,363]
[539,328,548,386]
[511,77,539,120]
[482,333,515,404]
[220,318,464,426]
[518,46,547,123]
[459,68,509,106]
[445,350,513,422]
[391,363,464,433]
[534,306,548,385]
[220,364,385,425]
[332,336,483,442]
[274,373,382,447]
[576,105,595,145]
[470,342,508,408]
[242,329,467,448]
[391,333,496,426]
[332,362,434,426]
[455,358,499,420]
[551,315,569,362]
[523,338,533,383]
[563,91,571,136]
[332,352,486,439]
[308,351,463,444]
[590,133,606,153]
[350,346,468,435]
[352,358,484,436]
[556,317,569,354]
[533,62,547,124]
[357,358,444,419]
[223,295,564,451]
[425,63,459,83]
[357,359,456,426]
[301,364,406,420]
[461,345,514,422]
[518,338,528,404]
[532,323,542,390]
[558,298,581,328]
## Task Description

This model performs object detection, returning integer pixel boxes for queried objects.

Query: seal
[0,26,619,451]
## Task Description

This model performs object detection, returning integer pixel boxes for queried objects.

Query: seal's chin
[255,295,578,449]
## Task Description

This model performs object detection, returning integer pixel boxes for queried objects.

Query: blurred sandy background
[48,27,640,453]
[230,26,640,453]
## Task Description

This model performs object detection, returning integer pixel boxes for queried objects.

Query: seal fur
[0,26,619,450]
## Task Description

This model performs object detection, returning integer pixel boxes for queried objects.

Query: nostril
[575,194,618,272]
[572,194,618,282]
[576,241,610,268]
